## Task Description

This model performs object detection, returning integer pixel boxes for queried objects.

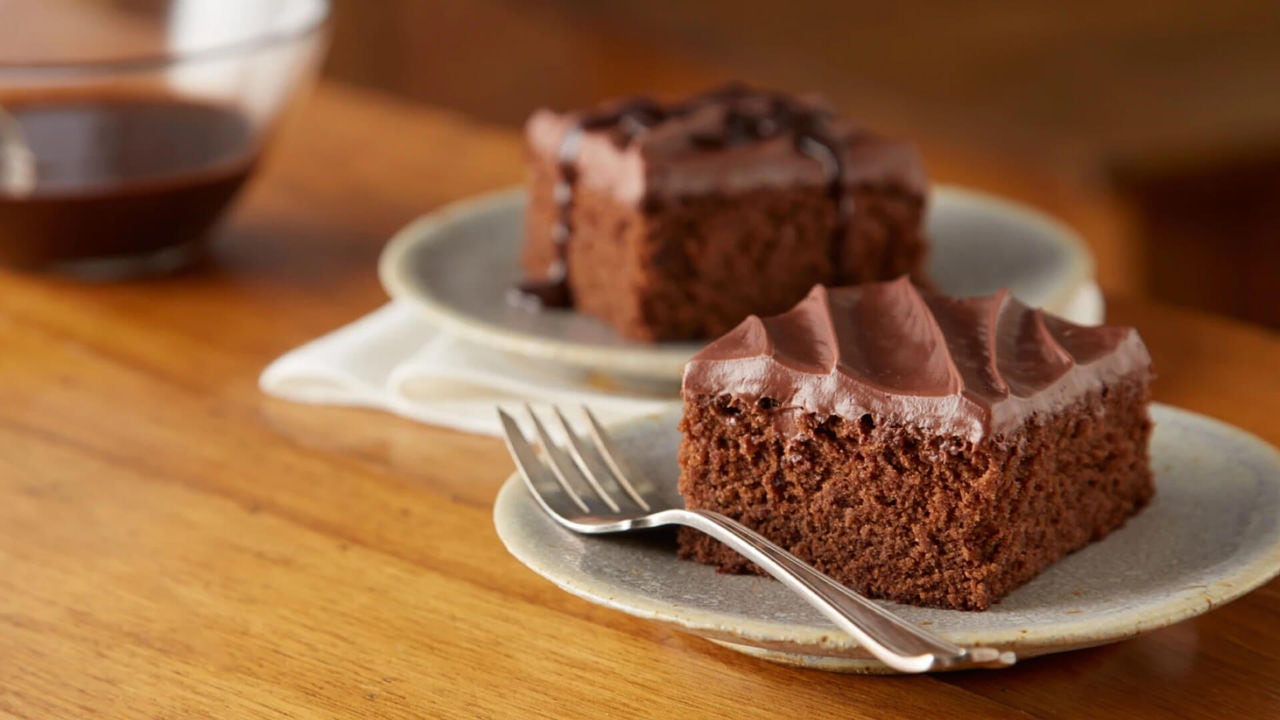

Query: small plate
[380,185,1094,382]
[493,404,1280,673]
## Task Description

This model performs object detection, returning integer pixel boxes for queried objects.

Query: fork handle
[658,508,1013,673]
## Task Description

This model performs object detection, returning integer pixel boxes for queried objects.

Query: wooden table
[2,82,1279,719]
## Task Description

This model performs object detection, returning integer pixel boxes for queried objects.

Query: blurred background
[321,0,1280,328]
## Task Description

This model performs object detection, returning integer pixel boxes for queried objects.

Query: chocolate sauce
[515,86,849,309]
[0,96,258,270]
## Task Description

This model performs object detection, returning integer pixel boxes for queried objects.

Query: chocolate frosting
[525,87,927,204]
[682,277,1153,442]
[518,85,927,307]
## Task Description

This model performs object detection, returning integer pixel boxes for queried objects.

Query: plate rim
[492,403,1280,659]
[378,184,1096,381]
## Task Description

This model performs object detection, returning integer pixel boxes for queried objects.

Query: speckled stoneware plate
[493,404,1280,673]
[379,185,1094,382]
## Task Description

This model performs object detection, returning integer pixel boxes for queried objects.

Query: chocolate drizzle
[683,278,1153,441]
[516,85,850,308]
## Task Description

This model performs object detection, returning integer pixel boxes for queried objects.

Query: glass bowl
[0,0,330,277]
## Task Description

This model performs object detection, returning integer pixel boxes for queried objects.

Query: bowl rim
[0,0,331,76]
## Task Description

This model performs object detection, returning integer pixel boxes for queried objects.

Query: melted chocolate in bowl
[0,96,258,272]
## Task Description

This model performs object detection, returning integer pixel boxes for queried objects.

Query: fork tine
[581,406,652,511]
[551,407,622,512]
[525,405,610,515]
[497,408,587,517]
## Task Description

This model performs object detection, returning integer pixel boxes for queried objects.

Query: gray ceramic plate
[380,185,1094,382]
[493,404,1280,673]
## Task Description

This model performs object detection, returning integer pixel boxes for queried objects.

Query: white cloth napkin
[260,282,1105,436]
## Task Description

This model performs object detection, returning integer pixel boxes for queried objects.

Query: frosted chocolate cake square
[677,278,1154,610]
[516,85,928,341]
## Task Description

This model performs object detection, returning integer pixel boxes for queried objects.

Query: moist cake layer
[677,382,1153,610]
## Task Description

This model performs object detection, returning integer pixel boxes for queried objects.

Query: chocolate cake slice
[677,277,1154,611]
[517,85,928,341]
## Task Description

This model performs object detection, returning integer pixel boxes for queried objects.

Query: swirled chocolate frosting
[682,277,1153,441]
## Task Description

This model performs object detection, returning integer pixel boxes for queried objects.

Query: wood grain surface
[1,82,1278,719]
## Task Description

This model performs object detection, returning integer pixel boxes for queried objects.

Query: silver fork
[498,405,1017,673]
